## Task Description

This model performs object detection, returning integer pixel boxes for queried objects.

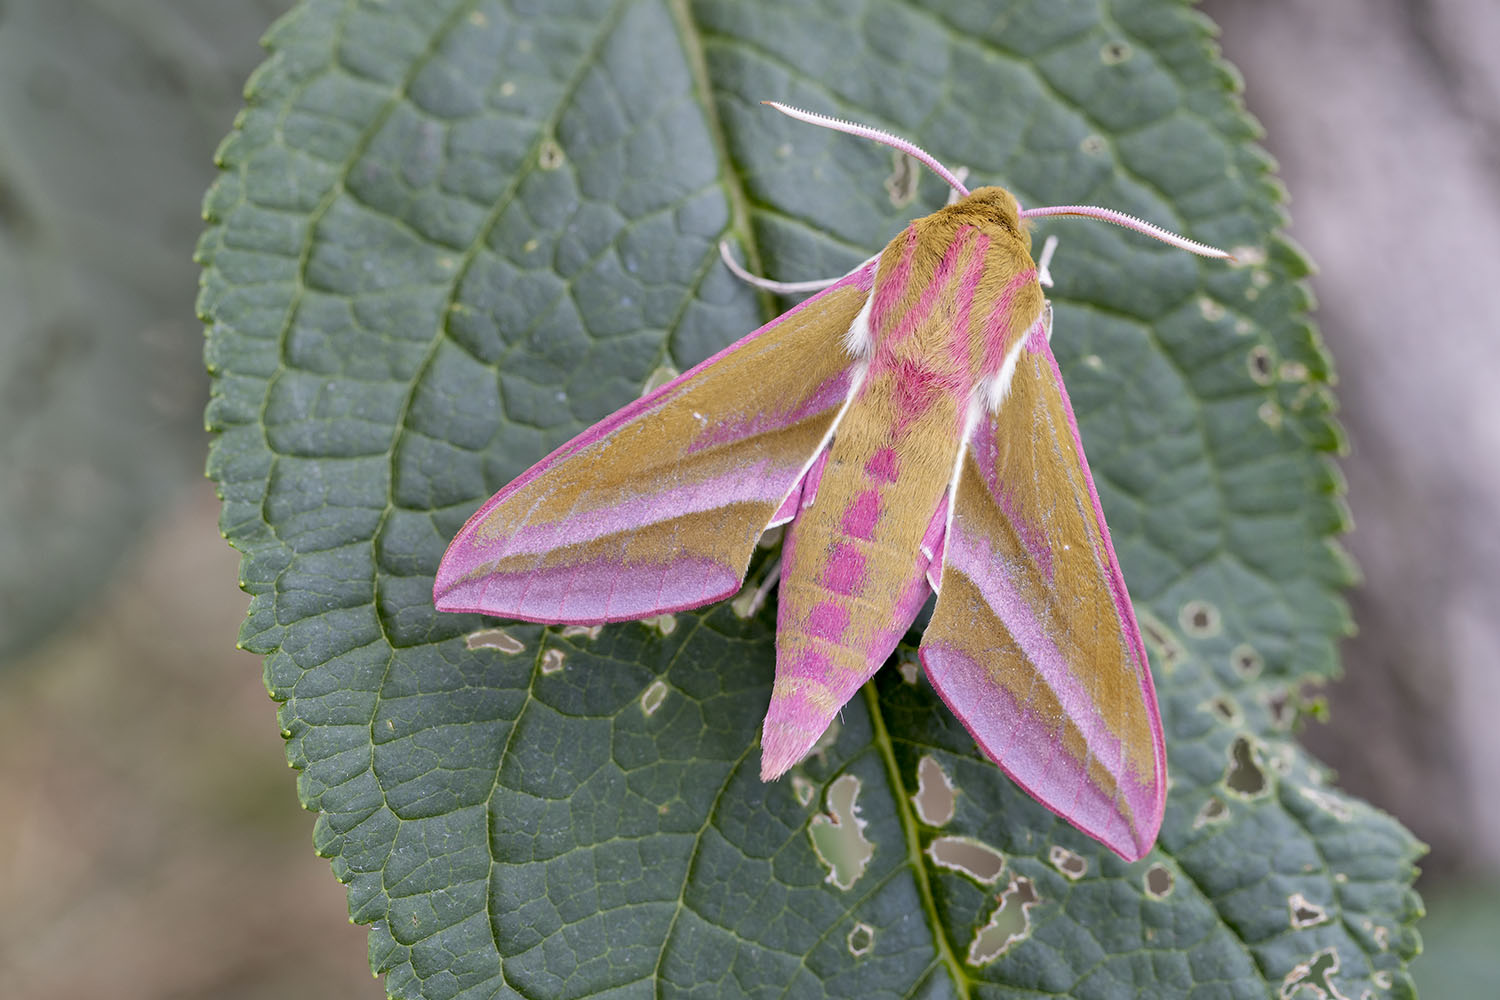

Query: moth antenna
[717,240,846,294]
[763,101,971,198]
[1019,204,1233,260]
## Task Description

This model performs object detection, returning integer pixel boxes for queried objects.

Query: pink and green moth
[434,103,1230,861]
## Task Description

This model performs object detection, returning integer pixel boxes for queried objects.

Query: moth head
[946,186,1030,251]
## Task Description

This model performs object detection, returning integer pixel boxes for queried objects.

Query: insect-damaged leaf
[200,0,1422,996]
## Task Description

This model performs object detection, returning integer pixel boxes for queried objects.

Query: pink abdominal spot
[865,447,900,484]
[840,490,880,540]
[780,648,834,684]
[685,371,851,455]
[820,543,866,596]
[806,601,850,642]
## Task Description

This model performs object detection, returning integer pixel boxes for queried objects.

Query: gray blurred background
[1,0,1494,996]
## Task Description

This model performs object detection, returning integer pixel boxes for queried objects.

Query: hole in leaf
[912,756,956,826]
[540,649,565,675]
[1300,785,1353,821]
[1231,644,1262,679]
[927,836,1005,885]
[1206,696,1240,725]
[560,624,602,640]
[809,717,841,762]
[1267,688,1295,729]
[1193,796,1229,828]
[641,614,676,635]
[1280,360,1309,382]
[792,775,816,807]
[538,138,565,170]
[846,921,875,957]
[1144,864,1174,899]
[1231,245,1268,267]
[884,151,921,207]
[465,628,524,654]
[1179,599,1221,637]
[641,365,679,395]
[897,657,920,684]
[809,774,873,890]
[1248,345,1275,384]
[1279,948,1353,1000]
[966,877,1039,965]
[1225,736,1267,797]
[1137,612,1185,670]
[1288,893,1329,929]
[640,680,668,717]
[1048,845,1087,880]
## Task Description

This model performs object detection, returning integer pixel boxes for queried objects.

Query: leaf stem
[666,0,778,322]
[861,681,970,997]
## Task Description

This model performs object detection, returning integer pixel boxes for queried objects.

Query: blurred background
[0,0,1494,996]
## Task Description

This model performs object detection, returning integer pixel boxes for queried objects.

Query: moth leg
[731,557,782,619]
[944,166,972,206]
[1036,234,1059,288]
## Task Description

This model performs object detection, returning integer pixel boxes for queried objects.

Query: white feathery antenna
[763,101,971,199]
[762,101,1232,260]
[1018,205,1232,260]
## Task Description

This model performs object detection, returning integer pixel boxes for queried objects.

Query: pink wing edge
[920,320,1167,861]
[432,259,879,624]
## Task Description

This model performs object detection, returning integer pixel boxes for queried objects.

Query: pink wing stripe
[969,424,1054,584]
[919,641,1152,860]
[768,448,830,528]
[683,371,855,455]
[768,472,805,527]
[497,459,796,555]
[438,555,740,625]
[1026,327,1151,671]
[922,494,948,592]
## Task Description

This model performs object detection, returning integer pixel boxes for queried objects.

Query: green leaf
[199,1,1424,996]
